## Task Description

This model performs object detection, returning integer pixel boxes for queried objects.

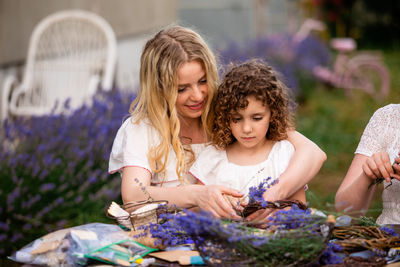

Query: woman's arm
[121,166,243,219]
[265,130,327,201]
[335,154,378,216]
[335,152,400,216]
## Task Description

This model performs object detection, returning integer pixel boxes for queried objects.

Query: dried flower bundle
[148,207,334,267]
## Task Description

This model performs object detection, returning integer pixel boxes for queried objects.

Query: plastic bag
[9,223,133,266]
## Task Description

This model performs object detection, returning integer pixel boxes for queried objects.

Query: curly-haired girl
[190,60,321,222]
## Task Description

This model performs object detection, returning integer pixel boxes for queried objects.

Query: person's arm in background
[335,105,400,216]
[246,130,326,224]
[121,166,243,219]
[335,152,400,216]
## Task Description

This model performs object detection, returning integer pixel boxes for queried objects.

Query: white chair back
[3,9,117,118]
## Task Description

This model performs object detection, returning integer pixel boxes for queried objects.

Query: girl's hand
[193,185,243,219]
[362,151,399,182]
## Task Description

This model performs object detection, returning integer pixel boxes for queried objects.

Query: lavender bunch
[247,177,278,208]
[149,207,333,266]
[0,90,135,256]
[268,204,326,230]
[318,242,343,265]
[148,210,266,247]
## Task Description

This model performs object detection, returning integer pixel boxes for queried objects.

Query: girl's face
[176,60,208,121]
[230,96,271,150]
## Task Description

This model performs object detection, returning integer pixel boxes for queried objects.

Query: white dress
[109,116,206,187]
[189,140,295,200]
[355,104,400,224]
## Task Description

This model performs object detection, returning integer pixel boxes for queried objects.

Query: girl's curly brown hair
[209,59,295,149]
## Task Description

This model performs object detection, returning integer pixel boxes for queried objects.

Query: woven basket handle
[123,200,168,210]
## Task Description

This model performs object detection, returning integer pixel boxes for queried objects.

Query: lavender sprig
[247,177,279,208]
[368,163,396,189]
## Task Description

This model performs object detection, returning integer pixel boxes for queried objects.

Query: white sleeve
[108,117,152,174]
[355,106,390,157]
[189,145,225,185]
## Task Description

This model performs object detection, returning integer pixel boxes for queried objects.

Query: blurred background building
[1,0,398,97]
[0,0,302,95]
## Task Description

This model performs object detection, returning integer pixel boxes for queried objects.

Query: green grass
[297,49,400,219]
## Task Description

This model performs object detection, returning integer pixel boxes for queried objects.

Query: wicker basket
[124,200,168,230]
[107,200,168,230]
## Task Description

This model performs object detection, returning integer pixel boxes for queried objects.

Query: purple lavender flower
[0,222,9,231]
[10,233,23,242]
[0,234,6,242]
[379,226,400,237]
[40,183,55,192]
[319,242,343,265]
[7,187,21,207]
[23,223,32,231]
[268,204,324,230]
[74,196,83,203]
[248,177,278,207]
[0,90,135,257]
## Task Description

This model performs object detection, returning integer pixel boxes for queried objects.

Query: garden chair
[1,9,117,120]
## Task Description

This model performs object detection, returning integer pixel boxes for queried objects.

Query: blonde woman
[109,25,326,219]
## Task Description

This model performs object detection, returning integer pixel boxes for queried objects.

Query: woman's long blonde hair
[130,25,219,182]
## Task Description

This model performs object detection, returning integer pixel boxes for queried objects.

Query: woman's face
[176,60,208,121]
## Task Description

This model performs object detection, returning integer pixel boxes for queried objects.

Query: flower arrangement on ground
[148,206,334,267]
[130,178,400,266]
[143,179,335,266]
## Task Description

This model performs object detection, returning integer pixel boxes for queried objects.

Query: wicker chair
[1,9,117,120]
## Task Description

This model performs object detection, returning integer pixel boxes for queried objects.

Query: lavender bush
[0,90,134,257]
[218,34,331,98]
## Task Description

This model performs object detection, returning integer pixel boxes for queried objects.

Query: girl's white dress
[355,104,400,224]
[189,140,295,199]
[109,116,206,187]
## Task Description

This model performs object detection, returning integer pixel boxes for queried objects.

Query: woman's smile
[186,101,204,110]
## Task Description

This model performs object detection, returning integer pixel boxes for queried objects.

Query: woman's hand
[362,151,400,182]
[223,194,246,213]
[393,155,400,180]
[193,185,243,219]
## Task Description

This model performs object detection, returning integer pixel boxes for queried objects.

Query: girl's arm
[335,154,377,216]
[121,166,243,219]
[265,130,326,201]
